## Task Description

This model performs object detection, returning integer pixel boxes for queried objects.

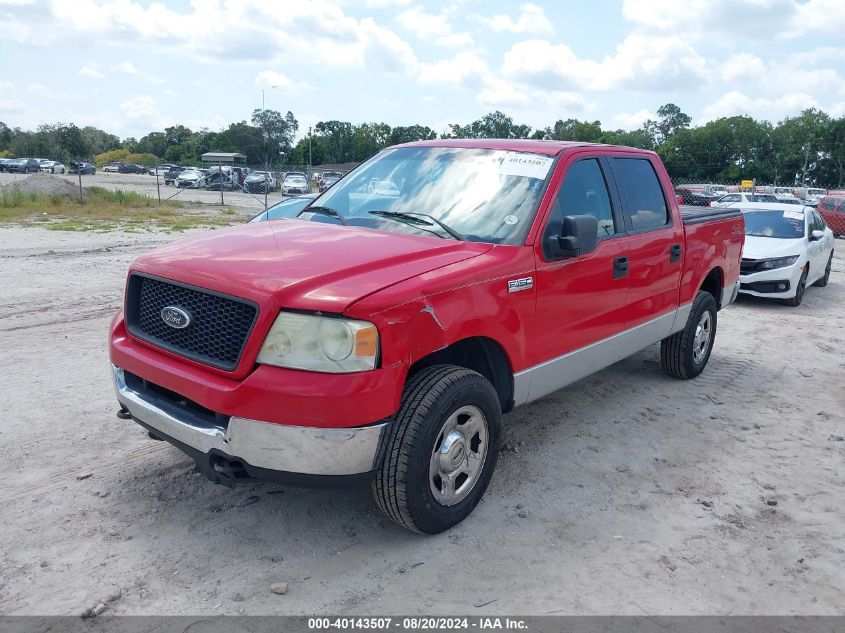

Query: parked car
[39,161,66,174]
[163,166,186,185]
[317,170,342,190]
[174,168,206,188]
[109,139,744,534]
[149,164,176,177]
[817,195,845,237]
[204,167,239,191]
[282,173,310,195]
[795,187,827,204]
[711,192,778,207]
[119,164,147,174]
[774,195,802,205]
[6,158,41,173]
[737,203,834,306]
[68,161,96,175]
[681,183,730,196]
[319,172,342,192]
[675,188,720,207]
[103,162,124,173]
[0,158,13,172]
[244,170,278,193]
[248,194,317,222]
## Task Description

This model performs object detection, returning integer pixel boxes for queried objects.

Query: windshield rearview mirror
[548,215,599,258]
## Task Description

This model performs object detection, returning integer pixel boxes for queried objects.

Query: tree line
[1,104,842,186]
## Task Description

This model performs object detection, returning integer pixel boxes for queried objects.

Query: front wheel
[782,267,808,306]
[813,253,832,287]
[661,291,718,379]
[372,365,502,534]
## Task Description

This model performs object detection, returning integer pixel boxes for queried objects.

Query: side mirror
[547,215,599,259]
[810,229,824,241]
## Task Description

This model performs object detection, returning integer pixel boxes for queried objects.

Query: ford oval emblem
[161,306,191,329]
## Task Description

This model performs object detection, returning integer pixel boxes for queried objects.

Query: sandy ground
[0,225,843,617]
[0,171,292,210]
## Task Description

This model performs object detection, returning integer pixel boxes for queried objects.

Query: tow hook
[116,405,132,420]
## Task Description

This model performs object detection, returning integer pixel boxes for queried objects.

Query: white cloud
[26,83,68,99]
[502,34,707,91]
[78,61,105,79]
[397,5,473,47]
[622,0,845,40]
[163,89,180,97]
[112,61,164,84]
[121,94,161,123]
[700,90,819,122]
[0,80,15,92]
[478,3,554,35]
[254,70,312,92]
[0,99,25,113]
[789,0,845,36]
[720,53,766,82]
[366,0,411,6]
[610,109,655,129]
[418,51,489,85]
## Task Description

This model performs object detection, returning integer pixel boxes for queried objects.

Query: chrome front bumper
[112,365,388,477]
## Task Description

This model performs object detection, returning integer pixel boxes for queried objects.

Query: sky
[1,0,844,141]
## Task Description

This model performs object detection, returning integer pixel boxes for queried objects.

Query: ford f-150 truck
[110,140,744,533]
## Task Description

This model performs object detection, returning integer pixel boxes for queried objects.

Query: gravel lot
[0,225,843,616]
[0,171,291,211]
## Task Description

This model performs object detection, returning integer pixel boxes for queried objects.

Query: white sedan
[39,160,65,174]
[711,192,778,207]
[736,203,835,306]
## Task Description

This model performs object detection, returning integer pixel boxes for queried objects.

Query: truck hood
[742,235,805,260]
[131,219,493,313]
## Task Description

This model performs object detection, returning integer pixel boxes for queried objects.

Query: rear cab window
[611,158,670,231]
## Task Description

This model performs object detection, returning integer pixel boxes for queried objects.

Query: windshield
[312,146,554,244]
[743,210,805,239]
[807,188,825,196]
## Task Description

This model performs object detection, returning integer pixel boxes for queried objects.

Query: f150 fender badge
[161,306,191,329]
[508,277,533,293]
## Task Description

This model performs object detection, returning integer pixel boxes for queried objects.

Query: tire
[782,267,808,306]
[660,290,718,380]
[813,253,833,287]
[372,364,502,534]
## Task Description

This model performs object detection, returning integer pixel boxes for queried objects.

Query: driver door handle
[613,256,628,279]
[670,243,682,263]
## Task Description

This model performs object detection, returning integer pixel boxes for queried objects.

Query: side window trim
[608,156,673,234]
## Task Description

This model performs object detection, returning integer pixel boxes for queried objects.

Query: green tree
[251,109,298,166]
[545,118,603,142]
[388,125,437,145]
[447,111,532,139]
[644,103,691,147]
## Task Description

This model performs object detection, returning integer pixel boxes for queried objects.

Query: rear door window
[611,158,669,231]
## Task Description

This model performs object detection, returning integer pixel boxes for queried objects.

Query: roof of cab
[391,138,639,156]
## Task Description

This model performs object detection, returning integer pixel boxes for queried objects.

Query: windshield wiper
[298,206,348,225]
[368,210,464,240]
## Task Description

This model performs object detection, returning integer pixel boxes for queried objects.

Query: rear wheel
[782,267,808,306]
[372,365,502,534]
[661,291,718,379]
[813,253,832,287]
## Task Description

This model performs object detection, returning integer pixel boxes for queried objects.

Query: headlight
[257,312,379,373]
[760,255,799,270]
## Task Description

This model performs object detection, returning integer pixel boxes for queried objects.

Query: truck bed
[681,205,742,225]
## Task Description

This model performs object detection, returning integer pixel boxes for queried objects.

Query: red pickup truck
[110,140,744,533]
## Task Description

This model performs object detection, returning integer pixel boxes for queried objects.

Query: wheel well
[699,267,724,308]
[409,337,514,413]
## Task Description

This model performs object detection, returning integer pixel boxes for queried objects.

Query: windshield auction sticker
[499,153,554,180]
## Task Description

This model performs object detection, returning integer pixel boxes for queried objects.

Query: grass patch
[0,185,236,232]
